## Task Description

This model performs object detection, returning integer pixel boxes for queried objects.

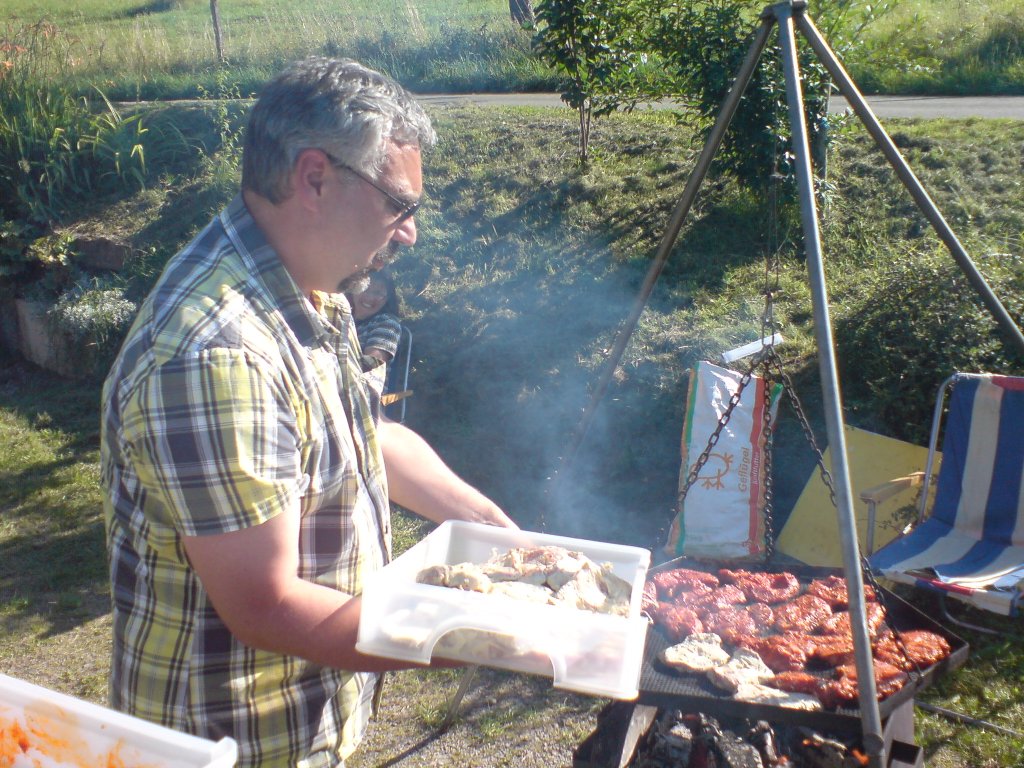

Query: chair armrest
[860,472,925,555]
[859,471,926,505]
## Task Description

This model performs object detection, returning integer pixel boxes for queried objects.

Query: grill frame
[637,559,969,734]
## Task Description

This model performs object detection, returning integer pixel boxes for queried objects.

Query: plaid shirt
[100,195,391,767]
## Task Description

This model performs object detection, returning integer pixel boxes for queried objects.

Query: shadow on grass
[0,350,109,635]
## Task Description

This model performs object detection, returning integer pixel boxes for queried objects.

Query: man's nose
[392,215,417,246]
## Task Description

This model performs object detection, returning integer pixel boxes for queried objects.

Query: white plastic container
[0,673,237,767]
[356,520,652,700]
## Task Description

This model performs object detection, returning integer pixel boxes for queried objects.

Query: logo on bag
[697,451,734,489]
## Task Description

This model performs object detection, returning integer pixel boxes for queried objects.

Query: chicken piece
[482,545,586,588]
[553,560,632,616]
[718,568,801,604]
[773,594,833,634]
[805,574,878,609]
[656,603,704,643]
[706,647,774,693]
[651,568,720,600]
[733,682,822,710]
[488,580,555,604]
[659,632,730,673]
[731,632,818,673]
[416,563,493,592]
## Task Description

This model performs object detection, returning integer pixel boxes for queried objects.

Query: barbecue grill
[638,560,968,733]
[573,558,967,768]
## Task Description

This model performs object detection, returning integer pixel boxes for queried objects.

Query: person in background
[100,56,516,768]
[347,267,402,375]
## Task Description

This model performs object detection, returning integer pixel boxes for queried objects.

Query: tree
[533,0,655,163]
[509,0,535,26]
[210,0,225,62]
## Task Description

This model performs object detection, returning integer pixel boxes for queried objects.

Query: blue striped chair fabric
[869,372,1024,617]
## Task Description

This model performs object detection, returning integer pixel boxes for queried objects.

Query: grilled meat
[773,594,833,634]
[874,629,952,670]
[718,568,801,604]
[731,632,818,673]
[655,603,704,642]
[659,632,731,673]
[651,568,720,599]
[806,574,878,609]
[817,661,909,709]
[686,584,748,612]
[817,602,887,638]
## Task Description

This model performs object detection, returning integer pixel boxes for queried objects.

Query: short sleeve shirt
[355,312,401,360]
[100,195,391,768]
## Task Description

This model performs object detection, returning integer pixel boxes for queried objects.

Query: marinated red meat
[719,568,801,604]
[805,574,878,609]
[732,632,818,672]
[773,594,833,634]
[817,661,909,708]
[657,603,704,643]
[818,603,887,638]
[687,584,748,612]
[874,629,952,670]
[766,670,824,697]
[811,633,856,667]
[702,605,758,641]
[745,602,775,628]
[651,568,720,599]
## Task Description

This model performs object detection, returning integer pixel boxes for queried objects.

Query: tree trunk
[210,0,225,62]
[509,0,535,26]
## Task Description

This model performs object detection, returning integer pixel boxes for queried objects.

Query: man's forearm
[378,420,517,528]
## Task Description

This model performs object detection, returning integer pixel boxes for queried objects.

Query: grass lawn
[2,97,1024,765]
[2,0,1021,98]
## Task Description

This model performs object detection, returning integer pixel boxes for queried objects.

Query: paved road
[418,92,1024,119]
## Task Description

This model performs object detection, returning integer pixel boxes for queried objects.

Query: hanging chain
[760,368,776,562]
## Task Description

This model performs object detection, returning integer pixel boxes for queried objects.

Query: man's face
[328,143,422,289]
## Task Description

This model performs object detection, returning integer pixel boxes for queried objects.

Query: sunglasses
[327,155,421,224]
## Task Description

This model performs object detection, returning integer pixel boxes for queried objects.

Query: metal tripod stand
[553,2,1024,766]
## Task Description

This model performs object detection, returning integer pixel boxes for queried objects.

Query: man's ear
[293,148,331,211]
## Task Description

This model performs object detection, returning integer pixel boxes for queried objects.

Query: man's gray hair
[241,57,436,203]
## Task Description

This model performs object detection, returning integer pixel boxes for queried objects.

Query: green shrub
[834,247,1024,443]
[0,21,150,224]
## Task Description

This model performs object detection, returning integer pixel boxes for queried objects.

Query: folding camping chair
[867,372,1024,629]
[383,325,413,423]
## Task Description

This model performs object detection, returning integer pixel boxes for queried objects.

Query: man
[100,57,515,767]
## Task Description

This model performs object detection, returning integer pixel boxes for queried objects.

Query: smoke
[395,251,689,550]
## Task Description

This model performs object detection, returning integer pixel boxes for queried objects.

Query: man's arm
[181,513,419,672]
[377,419,518,529]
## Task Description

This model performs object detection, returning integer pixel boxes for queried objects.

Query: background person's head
[347,268,400,321]
[241,56,437,205]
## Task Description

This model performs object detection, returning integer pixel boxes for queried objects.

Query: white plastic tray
[356,520,651,700]
[0,673,237,767]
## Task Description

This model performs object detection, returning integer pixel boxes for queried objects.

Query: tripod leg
[795,13,1024,356]
[554,17,776,484]
[775,6,886,767]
